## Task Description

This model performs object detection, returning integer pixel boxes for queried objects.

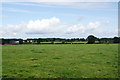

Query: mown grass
[2,44,119,78]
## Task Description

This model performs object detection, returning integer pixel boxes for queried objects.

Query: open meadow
[2,44,119,78]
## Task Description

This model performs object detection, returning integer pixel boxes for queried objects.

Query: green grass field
[2,44,119,78]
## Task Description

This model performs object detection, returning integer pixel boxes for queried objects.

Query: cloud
[7,2,117,9]
[0,15,7,18]
[3,7,30,13]
[26,17,66,34]
[66,22,101,34]
[66,24,85,34]
[0,23,26,38]
[44,2,115,9]
[1,0,119,2]
[0,17,118,38]
[7,24,24,32]
[95,29,118,38]
[77,16,86,21]
[88,22,101,29]
[26,17,101,35]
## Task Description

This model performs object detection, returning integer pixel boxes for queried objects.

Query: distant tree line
[87,35,120,44]
[0,35,120,45]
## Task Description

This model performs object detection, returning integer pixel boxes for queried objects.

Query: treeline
[0,35,120,45]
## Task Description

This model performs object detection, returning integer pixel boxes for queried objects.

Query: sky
[0,1,118,39]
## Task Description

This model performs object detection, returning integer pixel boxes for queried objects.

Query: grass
[2,44,119,78]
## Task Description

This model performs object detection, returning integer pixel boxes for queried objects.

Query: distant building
[9,40,19,45]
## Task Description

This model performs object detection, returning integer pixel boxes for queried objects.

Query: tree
[1,38,5,45]
[62,40,66,44]
[87,35,96,44]
[113,37,119,43]
[80,38,86,41]
[51,38,55,44]
[19,39,23,44]
[37,38,42,44]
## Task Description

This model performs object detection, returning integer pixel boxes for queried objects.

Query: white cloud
[87,22,100,29]
[66,21,101,34]
[0,17,118,38]
[66,24,85,34]
[45,2,115,9]
[7,24,23,32]
[26,17,66,34]
[26,17,101,35]
[0,23,26,38]
[7,2,117,9]
[95,29,118,38]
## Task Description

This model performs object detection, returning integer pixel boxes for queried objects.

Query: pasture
[2,44,119,78]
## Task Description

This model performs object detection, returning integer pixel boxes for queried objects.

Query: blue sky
[0,2,118,38]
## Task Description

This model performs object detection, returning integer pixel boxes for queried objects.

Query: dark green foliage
[19,39,23,44]
[1,36,120,45]
[62,40,66,44]
[87,35,96,44]
[53,57,61,59]
[113,37,120,43]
